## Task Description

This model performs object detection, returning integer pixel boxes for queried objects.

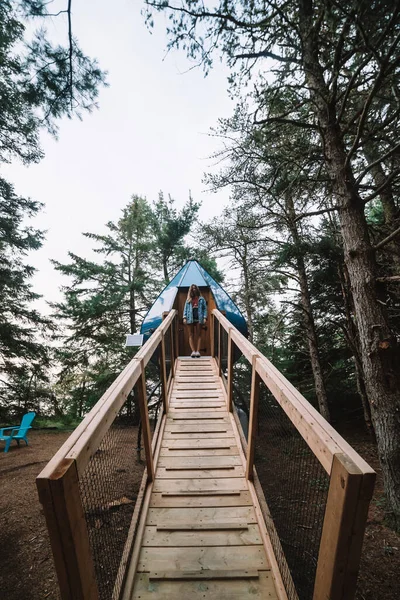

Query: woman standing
[183,284,207,357]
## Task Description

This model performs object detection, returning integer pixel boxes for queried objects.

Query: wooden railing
[36,310,177,600]
[211,309,376,600]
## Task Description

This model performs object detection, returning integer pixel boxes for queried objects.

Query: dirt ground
[0,430,70,600]
[0,427,399,600]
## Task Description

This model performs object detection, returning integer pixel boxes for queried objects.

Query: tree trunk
[300,6,400,528]
[286,195,331,421]
[338,262,373,430]
[241,246,255,343]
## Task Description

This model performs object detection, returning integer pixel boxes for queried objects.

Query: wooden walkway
[128,357,280,600]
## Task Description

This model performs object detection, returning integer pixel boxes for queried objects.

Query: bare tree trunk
[286,195,331,421]
[337,263,373,430]
[300,6,400,527]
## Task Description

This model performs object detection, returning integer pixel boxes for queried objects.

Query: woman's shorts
[192,308,199,323]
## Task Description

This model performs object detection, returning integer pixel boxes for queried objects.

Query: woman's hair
[186,284,201,303]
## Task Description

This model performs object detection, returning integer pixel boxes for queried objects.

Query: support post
[246,355,261,481]
[36,460,99,600]
[313,454,375,600]
[159,333,168,414]
[211,314,215,357]
[174,313,179,360]
[218,322,222,377]
[227,329,234,412]
[136,361,155,481]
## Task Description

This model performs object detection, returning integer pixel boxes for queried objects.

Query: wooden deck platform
[125,357,281,600]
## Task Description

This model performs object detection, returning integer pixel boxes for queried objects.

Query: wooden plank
[169,405,226,410]
[36,460,99,600]
[153,478,248,493]
[313,454,375,600]
[159,447,239,457]
[162,437,236,448]
[175,383,218,389]
[150,491,253,508]
[246,357,261,480]
[146,506,256,525]
[137,545,269,572]
[156,466,244,478]
[169,415,228,421]
[227,329,234,412]
[165,423,231,432]
[132,572,277,600]
[158,456,242,468]
[149,569,259,579]
[163,432,233,439]
[155,522,249,531]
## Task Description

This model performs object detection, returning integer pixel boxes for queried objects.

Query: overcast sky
[3,0,234,310]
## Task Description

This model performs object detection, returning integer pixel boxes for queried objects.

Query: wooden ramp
[127,357,280,600]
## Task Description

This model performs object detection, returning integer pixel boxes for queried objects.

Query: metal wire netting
[145,348,163,440]
[164,326,172,382]
[220,327,229,381]
[254,384,329,600]
[79,408,145,600]
[232,355,251,443]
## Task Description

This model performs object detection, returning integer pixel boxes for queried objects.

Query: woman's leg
[188,324,196,353]
[194,323,201,353]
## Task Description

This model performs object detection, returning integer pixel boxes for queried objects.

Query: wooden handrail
[212,308,375,600]
[37,310,177,600]
[212,309,373,477]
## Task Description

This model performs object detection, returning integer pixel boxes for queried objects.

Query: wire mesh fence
[220,327,229,382]
[164,326,172,383]
[144,347,163,440]
[254,383,329,600]
[232,355,252,443]
[79,405,145,600]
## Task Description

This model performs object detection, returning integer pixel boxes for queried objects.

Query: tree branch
[374,225,400,251]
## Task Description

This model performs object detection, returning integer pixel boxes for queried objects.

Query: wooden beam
[36,460,99,600]
[211,313,215,357]
[136,361,155,482]
[218,321,222,377]
[313,453,375,600]
[227,329,234,412]
[246,355,261,481]
[160,334,168,414]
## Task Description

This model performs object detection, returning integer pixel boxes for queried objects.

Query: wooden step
[148,569,260,580]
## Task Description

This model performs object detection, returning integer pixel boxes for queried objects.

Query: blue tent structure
[140,260,248,355]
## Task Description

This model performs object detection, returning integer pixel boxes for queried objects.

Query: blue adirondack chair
[0,412,36,453]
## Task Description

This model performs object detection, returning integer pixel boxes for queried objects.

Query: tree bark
[241,245,255,343]
[299,3,400,528]
[286,195,331,421]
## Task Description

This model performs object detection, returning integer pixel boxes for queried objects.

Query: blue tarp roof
[140,260,248,339]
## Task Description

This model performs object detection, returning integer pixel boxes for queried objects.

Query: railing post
[174,313,179,360]
[136,360,155,481]
[160,333,168,414]
[36,460,99,600]
[218,321,222,377]
[246,355,261,481]
[313,453,375,600]
[227,329,234,412]
[211,313,215,357]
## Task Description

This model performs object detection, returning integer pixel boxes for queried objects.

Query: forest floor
[0,426,399,600]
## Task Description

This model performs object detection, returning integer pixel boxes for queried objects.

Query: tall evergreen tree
[0,180,50,416]
[145,0,400,529]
